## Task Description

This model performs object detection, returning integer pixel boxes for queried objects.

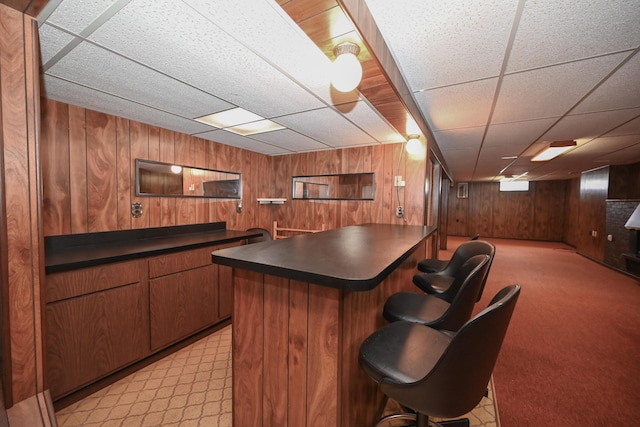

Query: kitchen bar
[211,223,435,427]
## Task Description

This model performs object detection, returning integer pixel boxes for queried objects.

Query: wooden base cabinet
[149,262,218,350]
[44,242,239,401]
[45,259,149,400]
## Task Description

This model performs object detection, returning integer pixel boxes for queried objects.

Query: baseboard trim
[6,390,57,427]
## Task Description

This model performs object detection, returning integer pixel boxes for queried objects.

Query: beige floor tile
[56,325,499,426]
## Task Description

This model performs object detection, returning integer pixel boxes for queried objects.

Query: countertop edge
[46,230,261,274]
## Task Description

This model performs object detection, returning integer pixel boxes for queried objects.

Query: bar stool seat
[384,254,490,332]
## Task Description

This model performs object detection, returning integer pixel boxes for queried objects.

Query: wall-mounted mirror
[292,173,375,200]
[136,159,241,198]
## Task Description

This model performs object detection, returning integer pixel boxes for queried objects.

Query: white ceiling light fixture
[170,165,182,174]
[405,135,426,157]
[331,42,362,92]
[531,140,577,162]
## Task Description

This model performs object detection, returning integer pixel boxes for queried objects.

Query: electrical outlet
[396,206,404,217]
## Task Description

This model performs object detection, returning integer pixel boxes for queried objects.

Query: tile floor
[55,326,232,427]
[56,325,499,427]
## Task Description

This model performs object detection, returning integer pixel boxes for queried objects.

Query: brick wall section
[605,200,639,271]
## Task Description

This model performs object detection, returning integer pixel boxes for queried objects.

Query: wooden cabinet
[44,242,239,401]
[149,246,219,350]
[45,259,149,400]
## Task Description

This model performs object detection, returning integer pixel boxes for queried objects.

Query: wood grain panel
[149,265,217,350]
[159,128,177,226]
[0,6,41,403]
[404,144,425,226]
[307,284,340,427]
[288,280,309,427]
[40,99,70,236]
[262,275,289,426]
[45,259,145,303]
[116,116,131,230]
[69,105,88,234]
[533,181,566,241]
[468,182,493,237]
[370,144,385,224]
[280,0,337,22]
[233,269,264,427]
[129,121,149,229]
[86,110,117,232]
[147,126,163,228]
[45,281,149,399]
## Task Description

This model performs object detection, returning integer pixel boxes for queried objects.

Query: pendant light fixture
[331,42,362,92]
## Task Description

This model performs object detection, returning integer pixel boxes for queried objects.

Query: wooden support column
[0,3,55,425]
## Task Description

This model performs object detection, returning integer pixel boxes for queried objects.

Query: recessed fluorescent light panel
[226,119,285,136]
[195,107,286,135]
[531,140,576,162]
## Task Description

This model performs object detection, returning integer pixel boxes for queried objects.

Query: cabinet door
[45,260,149,400]
[149,264,218,351]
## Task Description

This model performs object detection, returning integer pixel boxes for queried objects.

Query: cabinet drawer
[149,246,215,278]
[45,259,146,303]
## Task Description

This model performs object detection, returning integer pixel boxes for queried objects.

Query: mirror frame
[135,159,242,199]
[291,172,375,200]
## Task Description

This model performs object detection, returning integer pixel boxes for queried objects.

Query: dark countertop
[45,223,261,274]
[211,223,436,291]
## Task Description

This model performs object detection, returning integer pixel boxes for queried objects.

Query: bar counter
[211,223,435,427]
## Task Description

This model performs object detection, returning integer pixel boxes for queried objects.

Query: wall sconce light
[331,42,362,92]
[405,134,426,157]
[531,140,576,162]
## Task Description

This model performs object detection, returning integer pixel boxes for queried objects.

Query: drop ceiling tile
[42,0,118,34]
[598,142,640,164]
[248,129,330,152]
[335,101,405,143]
[366,0,517,89]
[605,115,640,137]
[492,53,628,123]
[184,0,334,103]
[539,108,640,143]
[573,53,640,114]
[415,78,498,131]
[571,135,640,155]
[42,75,213,135]
[38,23,77,65]
[275,108,377,148]
[196,130,290,155]
[47,41,233,119]
[435,127,485,153]
[484,117,558,150]
[506,0,640,72]
[88,0,325,118]
[475,146,515,180]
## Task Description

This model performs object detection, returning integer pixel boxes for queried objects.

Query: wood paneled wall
[0,3,45,409]
[447,181,568,241]
[40,99,426,238]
